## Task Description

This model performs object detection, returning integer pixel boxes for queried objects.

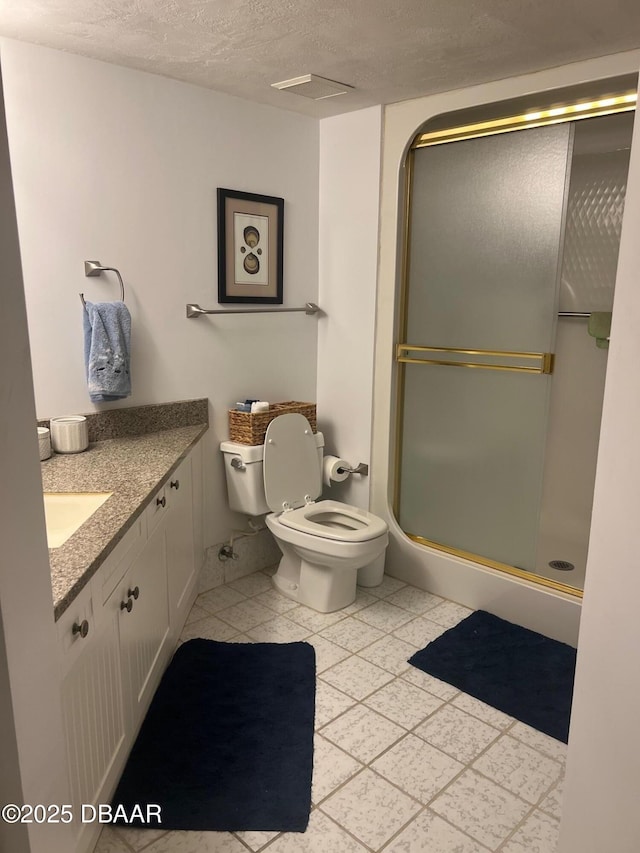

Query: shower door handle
[396,344,554,375]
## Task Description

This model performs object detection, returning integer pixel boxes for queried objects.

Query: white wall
[0,68,73,853]
[0,38,320,545]
[558,77,640,853]
[317,106,382,508]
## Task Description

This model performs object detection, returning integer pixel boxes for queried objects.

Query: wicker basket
[228,401,317,445]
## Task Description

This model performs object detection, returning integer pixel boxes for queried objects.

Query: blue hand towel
[83,301,132,402]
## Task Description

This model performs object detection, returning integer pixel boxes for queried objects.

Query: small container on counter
[50,416,89,453]
[38,426,51,460]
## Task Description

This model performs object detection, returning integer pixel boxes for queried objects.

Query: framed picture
[217,188,284,304]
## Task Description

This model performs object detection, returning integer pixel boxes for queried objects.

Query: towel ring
[80,261,126,308]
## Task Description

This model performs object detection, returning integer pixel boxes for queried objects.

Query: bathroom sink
[43,492,112,548]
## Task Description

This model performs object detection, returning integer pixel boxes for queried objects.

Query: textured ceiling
[1,1,640,117]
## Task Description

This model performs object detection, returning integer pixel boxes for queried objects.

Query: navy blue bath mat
[112,639,315,831]
[408,610,576,742]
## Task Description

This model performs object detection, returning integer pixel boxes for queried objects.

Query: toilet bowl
[220,413,388,612]
[266,502,388,611]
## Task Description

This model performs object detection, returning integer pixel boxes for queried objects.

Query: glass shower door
[397,124,572,573]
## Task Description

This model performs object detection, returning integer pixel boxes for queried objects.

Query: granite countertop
[43,423,208,621]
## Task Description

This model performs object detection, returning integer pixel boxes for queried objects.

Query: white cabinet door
[116,521,170,731]
[166,454,196,637]
[60,604,127,849]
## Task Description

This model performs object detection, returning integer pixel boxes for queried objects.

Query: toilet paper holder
[229,454,367,476]
[338,462,369,476]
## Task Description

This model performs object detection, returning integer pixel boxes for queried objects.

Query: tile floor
[96,570,565,853]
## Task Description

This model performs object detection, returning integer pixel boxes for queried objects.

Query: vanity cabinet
[57,437,205,853]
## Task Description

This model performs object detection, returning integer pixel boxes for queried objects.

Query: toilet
[220,413,389,612]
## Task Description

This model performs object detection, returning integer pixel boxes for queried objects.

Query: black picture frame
[217,188,284,304]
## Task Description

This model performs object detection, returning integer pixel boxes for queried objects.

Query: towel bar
[80,261,126,307]
[186,302,320,318]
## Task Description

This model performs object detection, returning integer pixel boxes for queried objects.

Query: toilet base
[357,552,385,588]
[272,550,358,613]
[266,511,389,613]
[300,557,357,612]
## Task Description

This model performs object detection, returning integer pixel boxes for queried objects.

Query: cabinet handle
[120,598,133,612]
[170,479,180,490]
[72,619,90,639]
[128,586,140,600]
[156,495,166,508]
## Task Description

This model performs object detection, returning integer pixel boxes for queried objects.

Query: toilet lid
[263,413,321,512]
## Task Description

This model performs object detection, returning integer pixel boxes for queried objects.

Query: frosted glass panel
[407,124,571,352]
[399,124,572,571]
[399,365,551,570]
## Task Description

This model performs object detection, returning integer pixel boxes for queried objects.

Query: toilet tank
[220,432,324,516]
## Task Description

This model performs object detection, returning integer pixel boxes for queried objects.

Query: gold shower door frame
[393,91,636,599]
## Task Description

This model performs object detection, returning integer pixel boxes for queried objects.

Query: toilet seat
[263,413,388,548]
[278,499,387,543]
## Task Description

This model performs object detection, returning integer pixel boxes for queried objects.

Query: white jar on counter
[50,416,89,453]
[38,426,52,460]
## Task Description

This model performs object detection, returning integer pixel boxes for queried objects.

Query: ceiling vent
[271,74,353,101]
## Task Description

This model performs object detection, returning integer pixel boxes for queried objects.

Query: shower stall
[373,75,637,637]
